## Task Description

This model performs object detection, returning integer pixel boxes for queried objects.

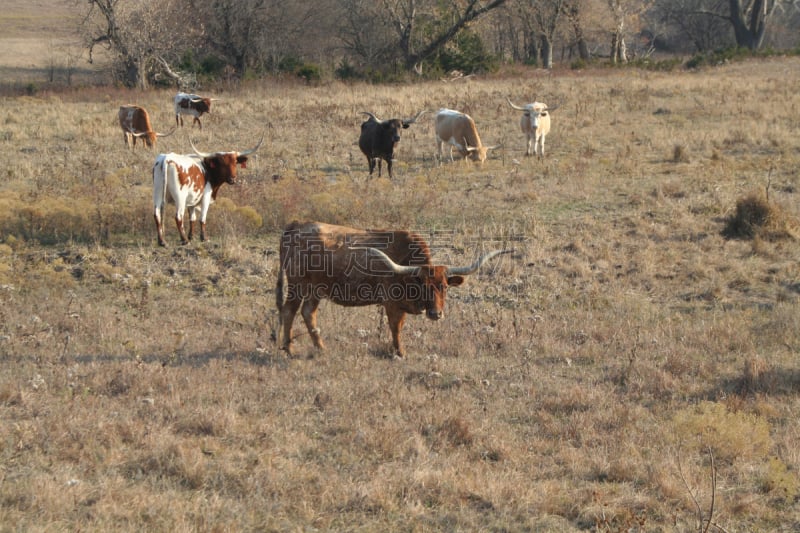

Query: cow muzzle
[426,309,443,320]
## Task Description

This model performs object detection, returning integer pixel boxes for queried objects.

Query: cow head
[191,97,213,114]
[190,136,264,185]
[460,138,500,164]
[507,97,558,129]
[358,248,510,319]
[362,110,426,145]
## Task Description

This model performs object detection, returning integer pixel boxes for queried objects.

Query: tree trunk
[541,35,553,69]
[525,30,539,65]
[610,23,627,64]
[729,0,768,50]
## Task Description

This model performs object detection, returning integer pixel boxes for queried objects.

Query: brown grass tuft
[723,191,798,241]
[672,144,689,163]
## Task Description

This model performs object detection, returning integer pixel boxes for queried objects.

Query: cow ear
[447,275,465,287]
[208,160,216,169]
[237,155,249,168]
[402,123,410,129]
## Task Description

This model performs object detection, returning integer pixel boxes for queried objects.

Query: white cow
[506,98,557,158]
[434,108,498,164]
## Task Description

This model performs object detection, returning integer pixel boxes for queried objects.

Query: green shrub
[296,63,321,84]
[436,30,498,74]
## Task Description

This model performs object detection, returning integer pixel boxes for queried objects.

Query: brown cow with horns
[276,221,511,357]
[118,105,174,149]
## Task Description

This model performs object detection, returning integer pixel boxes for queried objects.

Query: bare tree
[650,0,733,52]
[653,0,793,52]
[728,0,777,49]
[564,1,591,60]
[606,0,653,63]
[338,0,396,69]
[383,0,508,70]
[80,0,199,88]
[195,0,326,75]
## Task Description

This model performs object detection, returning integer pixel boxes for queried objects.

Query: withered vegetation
[1,58,800,531]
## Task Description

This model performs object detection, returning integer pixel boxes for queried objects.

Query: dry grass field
[1,56,800,531]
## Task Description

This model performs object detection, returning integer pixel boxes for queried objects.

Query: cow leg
[194,117,202,129]
[367,156,375,176]
[279,297,302,355]
[186,206,200,241]
[525,135,533,157]
[386,158,393,179]
[376,158,382,177]
[199,222,207,242]
[384,306,407,358]
[538,134,545,159]
[301,297,325,351]
[174,210,190,245]
[154,207,167,247]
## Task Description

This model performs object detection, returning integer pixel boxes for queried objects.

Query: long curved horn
[506,97,527,111]
[403,109,427,125]
[361,111,380,122]
[156,127,176,138]
[446,250,512,276]
[190,139,213,158]
[238,135,264,156]
[352,247,420,276]
[463,137,477,153]
[190,97,204,103]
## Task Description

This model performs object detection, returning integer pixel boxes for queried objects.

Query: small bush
[762,457,800,502]
[723,191,798,240]
[570,58,587,70]
[672,144,689,163]
[671,401,772,463]
[335,59,362,81]
[296,63,321,84]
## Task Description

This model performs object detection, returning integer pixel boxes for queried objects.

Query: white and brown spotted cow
[152,138,262,246]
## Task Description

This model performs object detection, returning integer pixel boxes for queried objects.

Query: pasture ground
[1,57,800,531]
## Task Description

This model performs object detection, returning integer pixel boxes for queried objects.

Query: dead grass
[1,58,800,531]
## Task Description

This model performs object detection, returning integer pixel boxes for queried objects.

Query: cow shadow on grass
[73,350,291,370]
[694,364,800,401]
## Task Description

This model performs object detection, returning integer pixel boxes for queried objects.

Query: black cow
[358,110,426,179]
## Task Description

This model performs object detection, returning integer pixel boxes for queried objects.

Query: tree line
[78,0,800,88]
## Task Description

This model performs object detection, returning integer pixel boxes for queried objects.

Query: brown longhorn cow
[118,105,174,149]
[276,221,511,357]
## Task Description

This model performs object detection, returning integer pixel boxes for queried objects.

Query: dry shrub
[672,144,689,163]
[741,355,775,394]
[671,401,772,463]
[422,416,474,450]
[723,191,798,241]
[761,456,800,503]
